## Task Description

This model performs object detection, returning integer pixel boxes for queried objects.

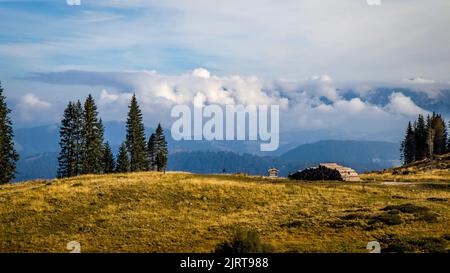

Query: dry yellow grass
[361,169,450,182]
[0,172,449,253]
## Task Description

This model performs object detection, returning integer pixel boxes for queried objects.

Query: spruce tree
[57,101,83,178]
[414,114,427,160]
[116,142,130,173]
[147,133,157,171]
[81,95,104,174]
[401,122,415,165]
[73,100,84,175]
[125,94,149,172]
[0,82,19,184]
[155,123,168,172]
[102,142,115,174]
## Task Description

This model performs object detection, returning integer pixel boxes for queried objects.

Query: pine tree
[73,100,84,175]
[57,101,83,178]
[155,123,168,172]
[0,82,19,184]
[401,122,415,165]
[116,142,130,173]
[147,133,157,171]
[414,114,427,160]
[81,95,104,174]
[102,142,115,174]
[125,94,149,172]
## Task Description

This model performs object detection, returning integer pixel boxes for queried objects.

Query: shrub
[414,212,439,223]
[215,229,275,254]
[391,195,408,200]
[420,183,450,190]
[340,213,368,220]
[280,220,303,228]
[382,203,429,214]
[379,235,448,253]
[409,237,448,253]
[369,212,402,226]
[427,197,448,202]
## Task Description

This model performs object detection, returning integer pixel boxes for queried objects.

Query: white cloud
[384,92,429,116]
[191,68,211,79]
[15,93,54,122]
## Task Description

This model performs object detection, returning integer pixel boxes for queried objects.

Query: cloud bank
[22,68,435,140]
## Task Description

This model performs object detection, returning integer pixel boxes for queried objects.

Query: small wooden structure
[288,163,361,182]
[267,168,280,178]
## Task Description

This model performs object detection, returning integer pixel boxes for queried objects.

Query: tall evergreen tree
[102,142,115,174]
[154,123,168,172]
[0,82,19,184]
[125,94,149,172]
[81,95,104,174]
[425,113,433,158]
[73,100,84,175]
[401,122,415,165]
[57,101,83,178]
[116,142,130,173]
[147,133,157,171]
[414,114,427,160]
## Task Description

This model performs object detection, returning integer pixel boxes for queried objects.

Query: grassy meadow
[0,172,449,253]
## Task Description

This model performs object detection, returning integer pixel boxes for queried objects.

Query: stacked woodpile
[288,163,361,182]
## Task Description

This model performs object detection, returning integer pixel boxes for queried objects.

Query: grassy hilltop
[0,172,449,253]
[361,153,450,182]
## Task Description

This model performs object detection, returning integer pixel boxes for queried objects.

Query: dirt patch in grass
[380,182,416,186]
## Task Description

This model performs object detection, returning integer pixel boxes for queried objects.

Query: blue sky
[0,0,449,136]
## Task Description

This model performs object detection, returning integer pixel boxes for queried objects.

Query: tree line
[57,94,168,178]
[400,113,449,165]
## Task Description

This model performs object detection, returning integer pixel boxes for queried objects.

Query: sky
[0,0,449,140]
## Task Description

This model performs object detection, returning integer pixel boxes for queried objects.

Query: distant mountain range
[13,121,401,181]
[352,87,450,116]
[281,140,399,165]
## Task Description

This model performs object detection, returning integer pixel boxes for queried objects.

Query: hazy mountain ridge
[14,139,400,181]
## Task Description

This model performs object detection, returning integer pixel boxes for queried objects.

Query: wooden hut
[267,168,280,178]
